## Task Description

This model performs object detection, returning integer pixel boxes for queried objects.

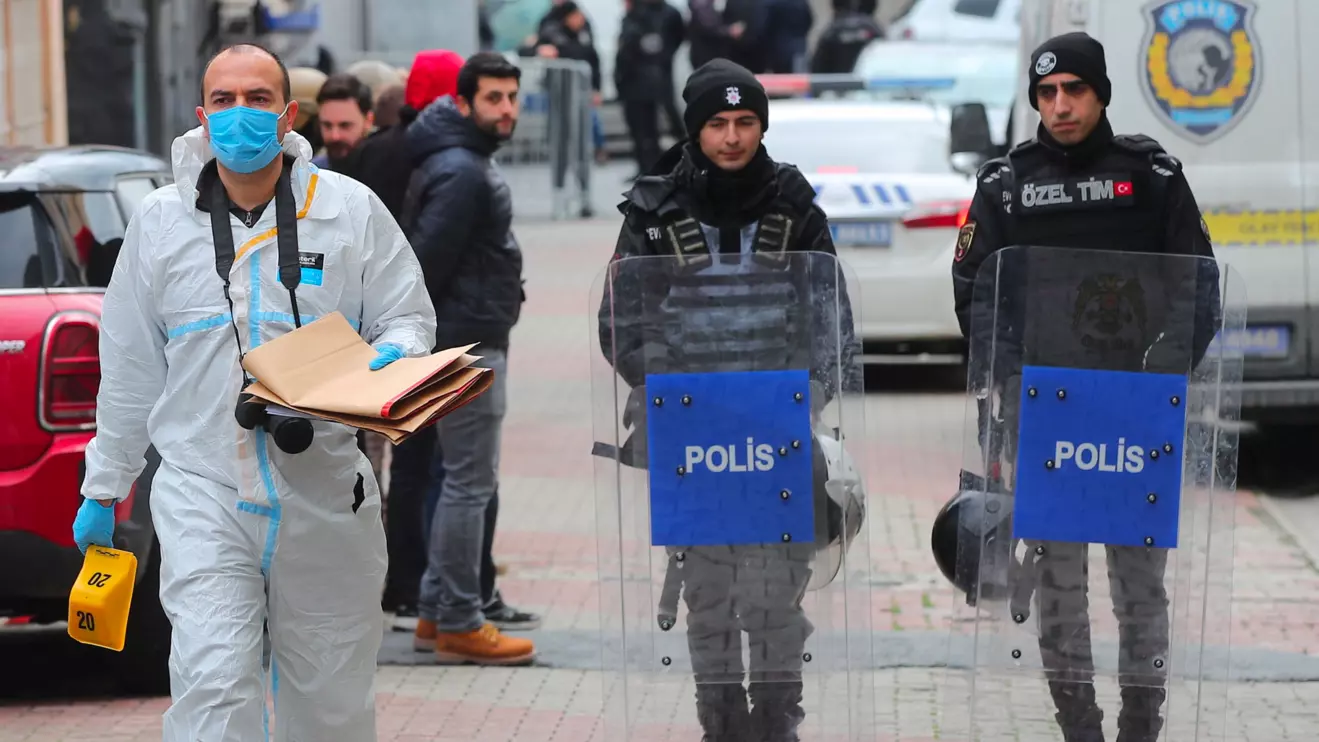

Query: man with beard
[402,51,534,665]
[947,32,1219,742]
[313,73,375,169]
[602,58,859,741]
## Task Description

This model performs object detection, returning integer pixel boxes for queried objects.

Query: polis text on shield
[1054,438,1147,473]
[685,438,777,473]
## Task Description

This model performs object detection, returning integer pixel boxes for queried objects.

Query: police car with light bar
[758,59,1014,365]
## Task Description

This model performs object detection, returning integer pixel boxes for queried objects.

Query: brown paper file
[240,311,480,419]
[244,367,493,443]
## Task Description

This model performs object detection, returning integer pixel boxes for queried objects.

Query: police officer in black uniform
[948,33,1218,742]
[809,0,885,74]
[600,59,860,742]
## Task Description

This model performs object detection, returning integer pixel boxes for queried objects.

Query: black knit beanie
[1028,32,1111,110]
[682,59,769,137]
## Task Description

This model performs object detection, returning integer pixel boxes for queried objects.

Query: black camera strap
[210,158,304,382]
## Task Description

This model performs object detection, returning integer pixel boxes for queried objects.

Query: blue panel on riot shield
[1013,365,1189,548]
[646,370,816,547]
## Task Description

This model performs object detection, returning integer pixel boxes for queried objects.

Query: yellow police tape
[1203,210,1319,247]
[67,545,137,652]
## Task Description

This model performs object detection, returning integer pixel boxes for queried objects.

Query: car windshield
[764,115,951,174]
[0,192,52,289]
[854,44,1018,110]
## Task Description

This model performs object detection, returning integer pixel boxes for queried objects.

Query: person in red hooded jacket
[336,49,464,222]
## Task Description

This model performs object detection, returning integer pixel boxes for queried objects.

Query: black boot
[1050,682,1105,742]
[1055,712,1105,742]
[747,681,806,742]
[1115,686,1166,742]
[695,683,751,742]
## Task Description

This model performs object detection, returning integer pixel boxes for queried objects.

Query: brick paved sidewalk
[4,219,1319,741]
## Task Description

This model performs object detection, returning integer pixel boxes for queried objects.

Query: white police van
[1015,0,1319,429]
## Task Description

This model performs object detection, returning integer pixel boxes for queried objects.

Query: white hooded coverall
[80,128,436,741]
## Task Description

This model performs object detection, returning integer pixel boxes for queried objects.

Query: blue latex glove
[369,343,406,371]
[73,498,117,554]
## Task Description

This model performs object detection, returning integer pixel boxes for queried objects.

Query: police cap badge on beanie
[1028,32,1112,111]
[682,59,770,136]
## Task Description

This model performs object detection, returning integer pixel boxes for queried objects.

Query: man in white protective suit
[70,43,437,741]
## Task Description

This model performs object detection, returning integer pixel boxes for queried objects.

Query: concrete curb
[1257,492,1319,570]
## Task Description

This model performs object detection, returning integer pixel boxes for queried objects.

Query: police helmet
[807,431,867,591]
[930,469,1017,606]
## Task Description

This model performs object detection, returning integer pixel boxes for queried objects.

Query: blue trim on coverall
[248,254,285,734]
[252,311,361,331]
[168,313,233,338]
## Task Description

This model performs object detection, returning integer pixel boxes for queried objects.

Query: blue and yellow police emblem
[1141,0,1261,144]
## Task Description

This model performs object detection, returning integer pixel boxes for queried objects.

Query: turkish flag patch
[1115,181,1134,196]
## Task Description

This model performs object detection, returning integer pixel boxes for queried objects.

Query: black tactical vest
[994,137,1195,375]
[648,198,811,374]
[1002,136,1172,255]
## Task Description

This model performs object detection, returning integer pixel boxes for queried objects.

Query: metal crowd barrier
[499,56,594,220]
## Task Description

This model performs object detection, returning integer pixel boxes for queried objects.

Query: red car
[0,145,172,691]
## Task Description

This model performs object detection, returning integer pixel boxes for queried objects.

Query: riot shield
[591,250,874,741]
[940,245,1244,741]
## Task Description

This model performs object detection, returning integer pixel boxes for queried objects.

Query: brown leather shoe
[413,618,437,652]
[434,622,536,666]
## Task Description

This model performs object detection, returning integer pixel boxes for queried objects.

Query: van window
[954,0,1001,18]
[0,192,57,289]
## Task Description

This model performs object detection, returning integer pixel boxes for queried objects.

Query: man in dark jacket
[523,1,604,216]
[528,1,603,96]
[340,49,534,635]
[810,0,884,74]
[617,0,687,176]
[948,33,1220,742]
[402,51,536,666]
[763,0,814,73]
[601,59,860,742]
[688,0,744,69]
[724,0,770,73]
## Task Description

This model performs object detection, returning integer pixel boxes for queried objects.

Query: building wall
[66,0,139,148]
[0,0,67,147]
[315,0,478,69]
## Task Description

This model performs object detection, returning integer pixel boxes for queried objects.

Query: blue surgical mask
[205,104,288,174]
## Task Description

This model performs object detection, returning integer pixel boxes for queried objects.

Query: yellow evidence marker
[68,545,138,651]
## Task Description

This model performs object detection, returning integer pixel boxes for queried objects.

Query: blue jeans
[422,444,499,608]
[423,450,442,548]
[419,350,508,631]
[591,108,604,151]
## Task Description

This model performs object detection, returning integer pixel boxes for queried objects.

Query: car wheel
[114,540,171,696]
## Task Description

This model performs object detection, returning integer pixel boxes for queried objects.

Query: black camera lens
[235,392,267,430]
[269,416,314,454]
[235,388,314,454]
